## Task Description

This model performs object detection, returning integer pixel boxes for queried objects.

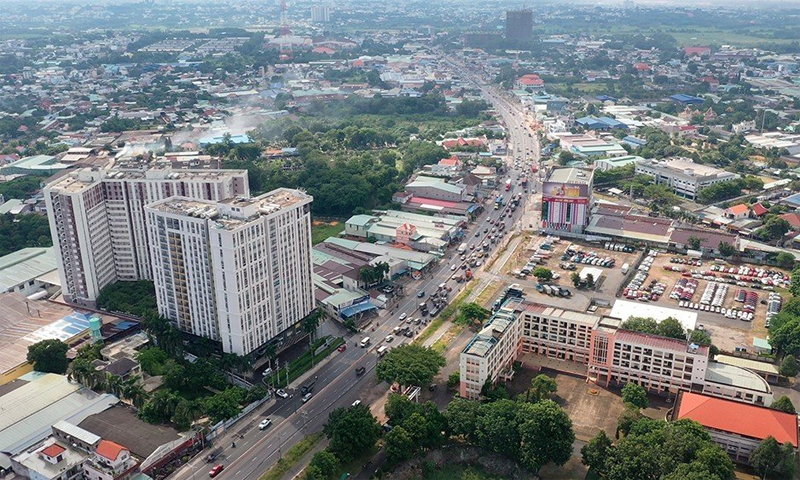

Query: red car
[209,465,224,477]
[337,344,347,352]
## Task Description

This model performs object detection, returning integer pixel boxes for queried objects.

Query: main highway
[172,69,540,480]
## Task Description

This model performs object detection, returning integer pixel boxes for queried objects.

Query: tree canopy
[376,344,445,388]
[323,403,381,462]
[27,339,70,374]
[750,436,797,480]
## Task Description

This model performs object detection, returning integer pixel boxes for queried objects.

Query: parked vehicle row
[670,257,703,267]
[604,242,636,253]
[670,278,699,301]
[535,283,571,297]
[766,293,782,329]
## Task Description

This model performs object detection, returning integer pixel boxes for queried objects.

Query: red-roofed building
[86,439,138,480]
[41,444,66,460]
[684,46,712,57]
[672,391,798,463]
[725,203,750,220]
[633,63,650,72]
[515,74,545,89]
[780,212,800,229]
[751,203,768,217]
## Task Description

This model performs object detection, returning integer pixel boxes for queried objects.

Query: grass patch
[431,325,464,354]
[474,281,505,308]
[311,220,345,245]
[265,336,344,388]
[417,463,508,480]
[259,433,323,480]
[413,286,474,346]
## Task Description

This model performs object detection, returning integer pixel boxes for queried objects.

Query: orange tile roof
[676,392,798,447]
[726,204,750,216]
[96,440,128,461]
[752,203,768,216]
[41,444,66,458]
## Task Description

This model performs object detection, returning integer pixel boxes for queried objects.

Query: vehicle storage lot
[504,236,641,302]
[623,252,791,351]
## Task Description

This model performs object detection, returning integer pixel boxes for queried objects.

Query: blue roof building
[670,94,704,105]
[576,116,628,130]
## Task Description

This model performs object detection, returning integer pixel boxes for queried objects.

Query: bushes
[97,280,158,317]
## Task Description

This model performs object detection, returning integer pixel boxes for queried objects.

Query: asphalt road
[173,80,540,480]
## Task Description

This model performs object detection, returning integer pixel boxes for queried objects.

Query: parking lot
[620,251,792,351]
[504,236,641,302]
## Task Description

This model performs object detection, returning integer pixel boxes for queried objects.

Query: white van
[377,346,389,357]
[360,337,371,348]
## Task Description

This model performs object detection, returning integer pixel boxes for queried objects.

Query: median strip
[258,433,324,480]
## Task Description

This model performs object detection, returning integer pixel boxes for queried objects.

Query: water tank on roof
[89,315,103,342]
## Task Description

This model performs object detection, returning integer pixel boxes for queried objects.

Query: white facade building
[459,306,521,400]
[634,158,740,200]
[311,5,331,23]
[44,167,249,304]
[146,189,315,355]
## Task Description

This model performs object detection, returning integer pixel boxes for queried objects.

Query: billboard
[542,181,589,199]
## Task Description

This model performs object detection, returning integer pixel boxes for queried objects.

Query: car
[261,367,273,377]
[337,344,347,352]
[385,335,394,343]
[259,418,272,430]
[484,228,489,233]
[414,317,422,324]
[451,265,457,271]
[399,313,407,320]
[697,324,705,331]
[209,465,225,478]
[302,393,313,403]
[355,366,366,376]
[475,231,480,237]
[417,291,425,298]
[275,389,289,399]
[429,383,438,392]
[352,400,362,407]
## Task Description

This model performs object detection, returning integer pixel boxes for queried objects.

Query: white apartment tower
[44,167,249,304]
[146,189,315,355]
[311,5,331,23]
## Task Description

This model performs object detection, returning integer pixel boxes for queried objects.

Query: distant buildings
[541,167,593,234]
[634,158,740,200]
[593,155,644,172]
[505,9,533,42]
[145,189,315,356]
[311,5,332,23]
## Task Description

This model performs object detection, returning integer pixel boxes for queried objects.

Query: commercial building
[505,9,533,42]
[145,188,315,355]
[593,155,644,172]
[634,158,740,200]
[541,168,593,234]
[344,210,464,252]
[461,299,774,405]
[311,5,331,23]
[44,166,249,305]
[460,305,521,400]
[0,247,59,296]
[672,391,798,464]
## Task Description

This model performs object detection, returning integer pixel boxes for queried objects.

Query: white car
[352,400,362,407]
[399,313,407,320]
[259,418,272,430]
[275,389,289,399]
[451,265,457,271]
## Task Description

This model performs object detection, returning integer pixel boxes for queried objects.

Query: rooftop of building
[545,167,593,185]
[12,437,87,477]
[674,391,797,447]
[518,301,601,328]
[78,404,181,459]
[638,158,738,179]
[45,166,248,193]
[463,308,518,358]
[0,247,57,292]
[715,355,780,376]
[610,299,697,332]
[614,329,708,355]
[705,361,771,394]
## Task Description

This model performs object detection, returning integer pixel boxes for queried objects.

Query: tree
[203,388,244,423]
[750,436,797,480]
[688,236,702,250]
[323,404,381,462]
[475,399,522,459]
[27,339,70,374]
[621,383,649,409]
[447,372,460,391]
[521,374,557,403]
[620,317,658,335]
[571,272,581,288]
[790,266,800,297]
[139,389,181,424]
[137,347,169,376]
[769,316,800,356]
[780,355,799,378]
[718,241,736,257]
[581,430,612,477]
[444,398,480,439]
[376,344,445,389]
[656,317,686,340]
[585,273,595,289]
[775,252,796,269]
[770,396,796,414]
[532,267,553,282]
[755,217,791,243]
[516,400,575,473]
[384,425,416,466]
[455,302,490,327]
[308,450,339,479]
[172,399,202,430]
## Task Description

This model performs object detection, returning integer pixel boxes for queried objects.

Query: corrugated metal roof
[705,362,771,393]
[0,247,57,292]
[715,355,780,376]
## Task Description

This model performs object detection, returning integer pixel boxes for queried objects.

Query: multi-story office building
[541,167,593,234]
[634,158,740,200]
[44,167,249,305]
[311,5,331,23]
[505,9,533,42]
[459,305,521,400]
[461,299,774,405]
[146,189,315,355]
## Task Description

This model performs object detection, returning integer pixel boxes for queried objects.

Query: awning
[339,302,378,319]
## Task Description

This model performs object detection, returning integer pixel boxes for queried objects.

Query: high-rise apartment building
[505,9,533,42]
[146,189,315,355]
[311,5,331,23]
[44,167,249,305]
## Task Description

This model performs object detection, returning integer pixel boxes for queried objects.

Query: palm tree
[104,373,124,397]
[68,358,93,385]
[262,344,277,370]
[121,375,149,409]
[304,310,323,367]
[159,326,184,357]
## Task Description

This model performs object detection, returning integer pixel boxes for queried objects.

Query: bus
[505,179,512,191]
[494,195,503,210]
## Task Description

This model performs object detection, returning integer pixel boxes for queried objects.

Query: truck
[520,176,528,187]
[457,243,467,254]
[465,269,473,280]
[531,164,538,173]
[621,263,630,274]
[494,195,503,210]
[505,179,512,191]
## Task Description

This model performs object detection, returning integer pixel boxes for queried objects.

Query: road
[172,73,540,480]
